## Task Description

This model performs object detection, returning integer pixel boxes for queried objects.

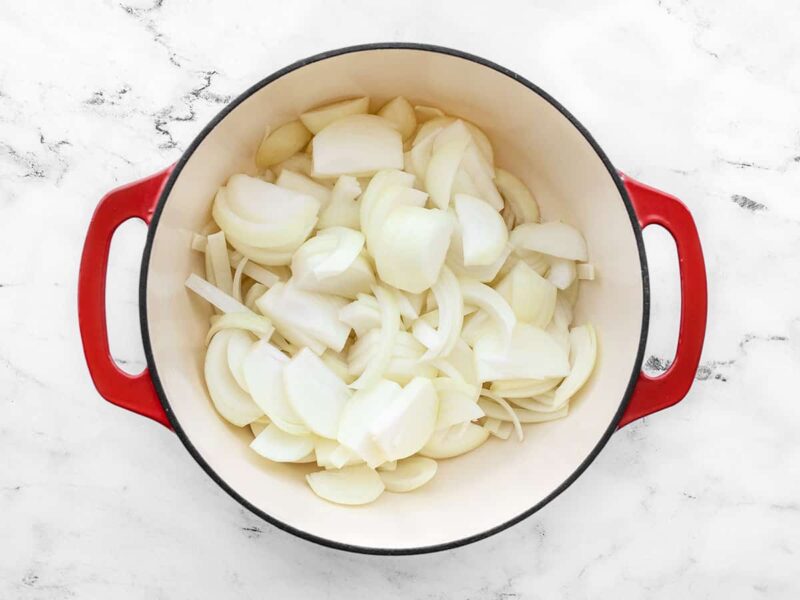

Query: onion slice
[420,266,463,360]
[494,168,540,224]
[459,279,516,347]
[349,284,400,390]
[419,423,489,459]
[250,424,315,462]
[552,324,598,406]
[205,329,264,427]
[312,114,403,176]
[454,193,508,267]
[378,456,437,493]
[185,273,249,314]
[306,464,384,506]
[511,222,588,261]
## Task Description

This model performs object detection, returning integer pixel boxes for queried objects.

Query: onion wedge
[379,456,437,493]
[306,464,385,506]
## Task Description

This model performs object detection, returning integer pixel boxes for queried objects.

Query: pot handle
[617,173,707,428]
[78,167,174,429]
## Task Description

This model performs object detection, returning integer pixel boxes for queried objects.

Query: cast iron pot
[78,43,708,555]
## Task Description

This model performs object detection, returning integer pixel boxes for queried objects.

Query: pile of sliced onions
[185,96,598,506]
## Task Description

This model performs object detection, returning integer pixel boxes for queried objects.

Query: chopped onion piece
[349,284,400,389]
[300,96,370,134]
[276,169,332,208]
[373,206,454,293]
[379,456,437,493]
[250,424,315,462]
[292,234,375,299]
[243,340,308,435]
[577,263,595,280]
[479,389,523,441]
[496,260,557,328]
[479,398,569,423]
[306,464,384,506]
[369,377,439,461]
[283,348,351,439]
[433,378,483,431]
[320,349,354,385]
[273,152,314,179]
[510,222,588,261]
[377,96,416,140]
[489,377,561,398]
[312,227,365,279]
[318,175,362,230]
[185,273,249,314]
[459,279,516,347]
[256,282,350,353]
[206,312,273,345]
[548,257,577,290]
[494,168,540,223]
[339,293,381,337]
[377,460,397,472]
[359,169,416,236]
[553,324,598,406]
[364,185,428,253]
[414,104,445,122]
[232,256,247,302]
[205,330,264,427]
[425,124,471,209]
[315,437,363,468]
[420,266,463,360]
[337,379,401,467]
[406,125,442,180]
[454,193,508,267]
[460,143,503,210]
[256,120,312,168]
[474,323,570,382]
[483,418,513,440]
[250,416,270,438]
[243,283,267,312]
[227,235,296,266]
[312,114,403,176]
[206,231,233,295]
[420,423,489,459]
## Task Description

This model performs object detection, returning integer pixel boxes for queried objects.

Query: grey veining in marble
[1,0,799,597]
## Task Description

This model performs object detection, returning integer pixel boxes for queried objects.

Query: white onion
[300,96,370,134]
[312,114,403,176]
[318,175,362,230]
[205,330,264,427]
[494,168,540,224]
[377,96,416,140]
[511,222,588,261]
[454,193,508,267]
[250,424,315,462]
[474,324,570,382]
[256,120,312,169]
[306,464,384,506]
[349,284,400,390]
[378,456,437,493]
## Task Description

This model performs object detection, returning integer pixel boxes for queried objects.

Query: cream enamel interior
[144,48,645,551]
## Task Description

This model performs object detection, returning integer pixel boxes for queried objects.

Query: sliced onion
[414,105,445,122]
[547,257,577,290]
[454,193,508,267]
[377,96,416,140]
[206,231,233,295]
[459,143,503,210]
[206,312,274,345]
[359,169,415,236]
[433,378,483,431]
[379,456,437,493]
[577,263,595,280]
[339,293,381,337]
[320,349,354,385]
[227,234,296,266]
[243,283,267,312]
[432,337,478,387]
[205,329,264,427]
[483,418,512,440]
[318,175,362,230]
[292,234,375,299]
[420,266,463,360]
[494,168,540,224]
[276,169,332,208]
[451,167,481,197]
[272,152,314,179]
[315,436,363,468]
[349,284,399,390]
[256,120,312,168]
[479,389,523,441]
[185,273,249,314]
[250,424,315,462]
[312,227,365,279]
[510,222,588,261]
[305,464,384,506]
[373,206,454,293]
[225,328,253,390]
[217,177,320,248]
[300,96,370,134]
[419,423,489,459]
[250,415,270,438]
[553,324,597,406]
[425,124,471,209]
[337,379,401,466]
[377,460,397,472]
[369,377,439,461]
[447,226,513,283]
[312,114,403,176]
[496,260,557,328]
[283,347,351,439]
[406,125,443,180]
[479,398,569,423]
[489,377,561,398]
[474,323,570,382]
[507,395,569,412]
[363,185,428,253]
[256,281,350,353]
[232,256,247,302]
[459,279,516,347]
[243,340,308,435]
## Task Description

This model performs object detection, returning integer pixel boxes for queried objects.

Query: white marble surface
[1,0,799,597]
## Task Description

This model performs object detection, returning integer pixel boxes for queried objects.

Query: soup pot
[78,43,707,554]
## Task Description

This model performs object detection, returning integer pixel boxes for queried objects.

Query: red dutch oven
[79,43,707,554]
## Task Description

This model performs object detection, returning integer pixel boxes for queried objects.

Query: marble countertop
[2,0,798,597]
